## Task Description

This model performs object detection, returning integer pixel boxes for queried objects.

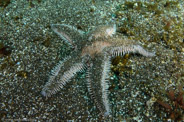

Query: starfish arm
[88,24,116,41]
[133,45,155,57]
[109,45,155,57]
[41,55,86,97]
[86,64,105,116]
[51,24,85,48]
[87,54,111,116]
[100,54,111,116]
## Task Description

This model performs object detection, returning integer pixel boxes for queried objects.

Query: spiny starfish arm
[51,24,85,48]
[100,54,111,116]
[133,45,155,57]
[41,55,86,98]
[109,45,155,57]
[88,54,111,116]
[88,24,116,41]
[86,64,105,116]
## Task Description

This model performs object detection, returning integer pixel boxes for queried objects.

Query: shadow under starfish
[41,23,155,117]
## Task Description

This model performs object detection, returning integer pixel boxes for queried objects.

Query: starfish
[41,23,155,116]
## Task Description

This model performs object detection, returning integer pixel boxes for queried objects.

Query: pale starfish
[41,23,155,116]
